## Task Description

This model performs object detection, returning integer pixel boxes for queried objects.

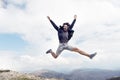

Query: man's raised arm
[47,16,59,31]
[69,15,77,29]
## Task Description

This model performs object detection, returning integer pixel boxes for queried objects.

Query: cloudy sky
[0,0,120,72]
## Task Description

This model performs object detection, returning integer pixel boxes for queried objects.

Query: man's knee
[72,47,79,52]
[54,54,59,59]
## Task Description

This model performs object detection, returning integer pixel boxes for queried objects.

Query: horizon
[15,68,120,73]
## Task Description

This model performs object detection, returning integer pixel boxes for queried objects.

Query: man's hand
[47,16,51,20]
[74,15,77,19]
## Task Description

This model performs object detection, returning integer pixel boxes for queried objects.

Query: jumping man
[46,15,97,59]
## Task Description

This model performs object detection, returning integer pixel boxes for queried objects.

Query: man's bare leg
[71,47,94,58]
[50,51,58,59]
[46,49,58,59]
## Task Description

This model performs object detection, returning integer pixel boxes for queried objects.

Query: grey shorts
[56,43,74,55]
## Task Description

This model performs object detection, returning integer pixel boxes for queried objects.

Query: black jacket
[49,19,76,43]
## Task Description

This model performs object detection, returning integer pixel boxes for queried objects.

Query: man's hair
[59,22,70,28]
[63,22,70,27]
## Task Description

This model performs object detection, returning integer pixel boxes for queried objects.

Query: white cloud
[0,0,120,72]
[0,51,19,70]
[1,0,27,9]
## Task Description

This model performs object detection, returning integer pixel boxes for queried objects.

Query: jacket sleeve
[69,19,76,30]
[49,20,59,31]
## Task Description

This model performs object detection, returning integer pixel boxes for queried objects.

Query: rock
[0,70,61,80]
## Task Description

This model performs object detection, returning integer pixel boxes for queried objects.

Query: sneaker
[46,49,52,54]
[90,52,97,59]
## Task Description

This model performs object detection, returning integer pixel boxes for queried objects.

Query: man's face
[63,25,68,31]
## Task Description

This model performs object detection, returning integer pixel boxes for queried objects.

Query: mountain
[68,69,120,80]
[32,69,120,80]
[107,76,120,80]
[31,69,66,80]
[0,69,62,80]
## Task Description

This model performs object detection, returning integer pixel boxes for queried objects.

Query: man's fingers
[74,15,77,19]
[47,16,50,20]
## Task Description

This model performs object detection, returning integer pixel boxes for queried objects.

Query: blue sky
[0,34,27,51]
[0,0,120,72]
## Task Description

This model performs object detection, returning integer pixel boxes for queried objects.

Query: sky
[0,0,120,72]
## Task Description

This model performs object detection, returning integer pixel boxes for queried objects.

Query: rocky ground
[0,70,63,80]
